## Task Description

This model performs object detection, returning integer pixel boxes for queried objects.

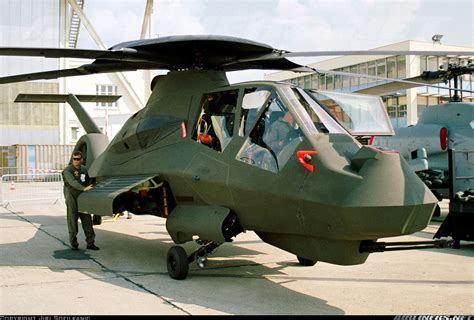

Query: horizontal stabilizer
[14,93,107,134]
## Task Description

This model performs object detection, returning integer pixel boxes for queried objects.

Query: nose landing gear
[166,246,189,280]
[166,240,221,280]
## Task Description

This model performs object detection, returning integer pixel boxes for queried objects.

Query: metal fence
[0,173,64,207]
[0,167,63,176]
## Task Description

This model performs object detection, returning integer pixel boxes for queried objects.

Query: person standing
[62,151,99,251]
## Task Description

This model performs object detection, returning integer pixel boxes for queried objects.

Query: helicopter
[370,64,474,203]
[1,35,472,280]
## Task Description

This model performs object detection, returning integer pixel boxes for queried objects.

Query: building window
[397,56,406,78]
[431,96,441,105]
[334,74,342,89]
[96,84,118,108]
[385,96,407,119]
[377,59,386,78]
[359,63,368,85]
[350,65,359,88]
[71,127,79,140]
[310,74,319,89]
[387,57,396,78]
[304,75,311,89]
[319,75,326,89]
[297,77,305,88]
[326,75,334,90]
[342,67,350,88]
[368,61,376,83]
[427,56,438,71]
[398,104,407,118]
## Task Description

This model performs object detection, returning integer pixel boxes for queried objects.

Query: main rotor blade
[309,68,474,94]
[354,75,440,95]
[0,62,162,84]
[225,49,474,67]
[0,47,146,61]
[283,50,474,58]
[0,68,89,84]
[15,93,121,103]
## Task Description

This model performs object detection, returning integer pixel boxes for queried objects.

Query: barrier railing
[0,167,63,176]
[0,173,64,207]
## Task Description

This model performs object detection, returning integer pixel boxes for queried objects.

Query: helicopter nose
[342,146,438,238]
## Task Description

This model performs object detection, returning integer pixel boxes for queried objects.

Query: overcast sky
[77,0,473,82]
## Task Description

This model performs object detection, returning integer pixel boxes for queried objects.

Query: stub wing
[78,175,155,216]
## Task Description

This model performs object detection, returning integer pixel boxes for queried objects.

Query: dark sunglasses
[73,158,82,160]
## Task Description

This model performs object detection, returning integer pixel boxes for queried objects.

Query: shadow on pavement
[0,207,344,315]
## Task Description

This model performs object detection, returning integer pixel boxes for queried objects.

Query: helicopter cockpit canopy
[302,89,395,136]
[191,82,395,173]
[224,83,391,173]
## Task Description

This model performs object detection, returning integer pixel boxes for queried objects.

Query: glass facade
[0,0,61,77]
[283,55,408,92]
[0,0,62,145]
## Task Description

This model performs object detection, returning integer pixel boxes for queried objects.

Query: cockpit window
[279,86,347,135]
[236,90,303,173]
[192,89,238,152]
[239,87,272,137]
[291,88,329,133]
[304,89,394,136]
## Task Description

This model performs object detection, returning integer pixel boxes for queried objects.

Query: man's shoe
[87,244,100,250]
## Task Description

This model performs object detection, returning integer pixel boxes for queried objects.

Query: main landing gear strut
[166,240,221,280]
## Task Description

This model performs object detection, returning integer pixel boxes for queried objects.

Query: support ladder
[68,0,85,48]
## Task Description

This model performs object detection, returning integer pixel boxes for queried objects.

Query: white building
[264,40,474,128]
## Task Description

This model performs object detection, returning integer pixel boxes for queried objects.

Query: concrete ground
[0,200,472,315]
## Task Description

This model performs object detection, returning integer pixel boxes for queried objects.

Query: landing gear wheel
[297,256,317,266]
[167,246,189,280]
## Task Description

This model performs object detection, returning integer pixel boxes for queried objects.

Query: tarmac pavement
[0,200,472,315]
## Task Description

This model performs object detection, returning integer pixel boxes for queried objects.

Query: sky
[76,0,473,83]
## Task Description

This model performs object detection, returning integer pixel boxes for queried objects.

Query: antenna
[431,34,443,44]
